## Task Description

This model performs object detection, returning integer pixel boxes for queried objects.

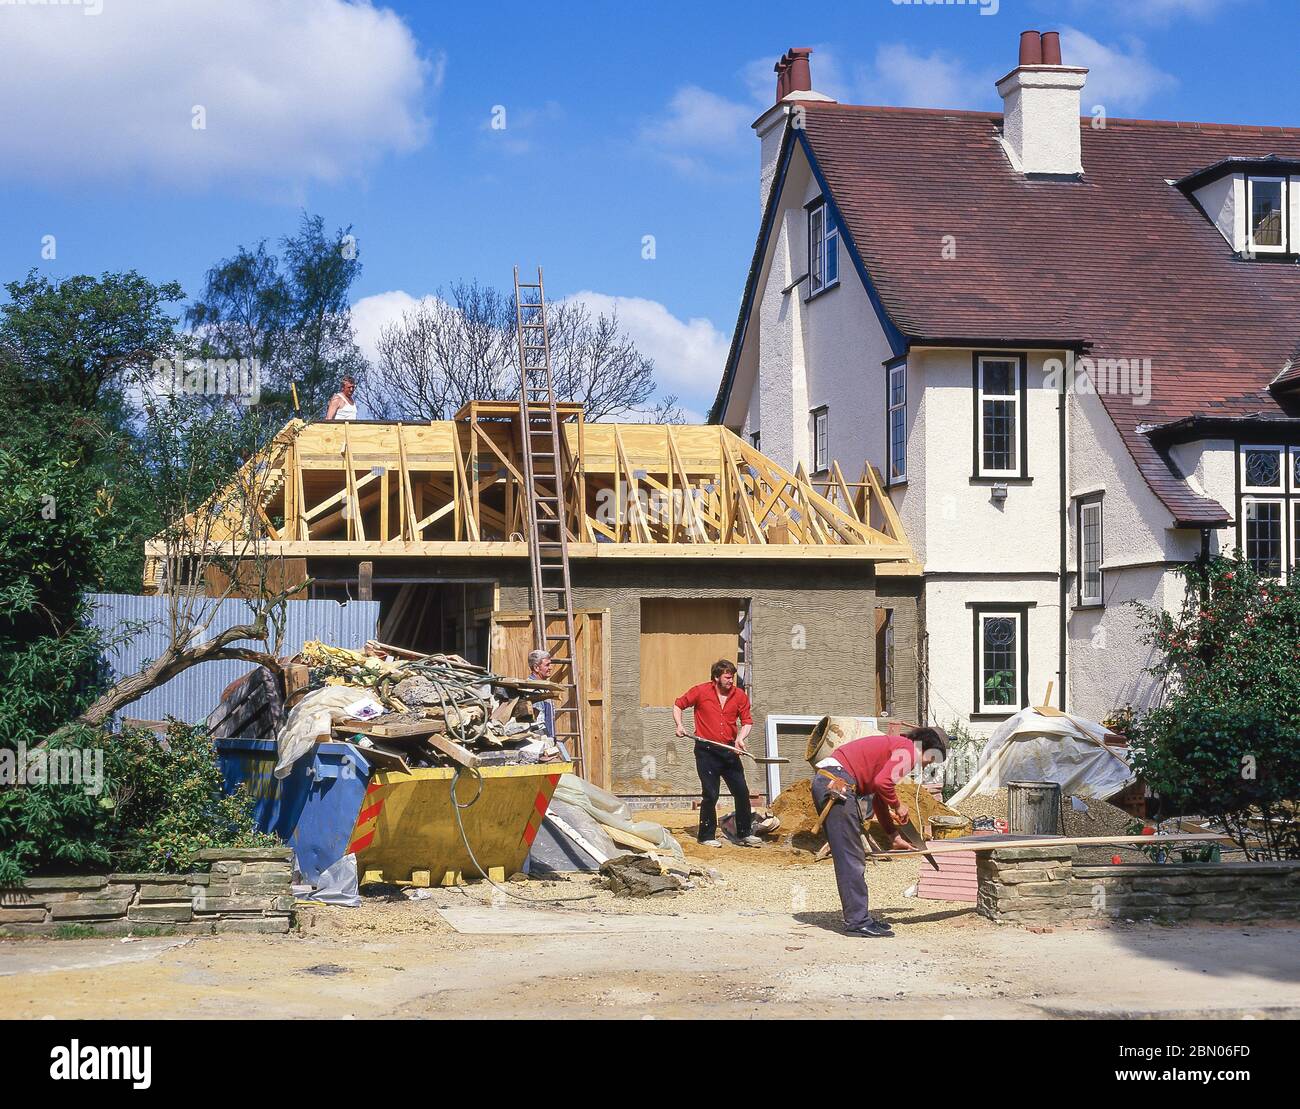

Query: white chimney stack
[996,30,1088,177]
[755,47,836,211]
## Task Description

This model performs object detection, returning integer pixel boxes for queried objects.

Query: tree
[1,269,186,422]
[1132,555,1300,859]
[187,212,366,425]
[371,281,680,422]
[69,398,306,731]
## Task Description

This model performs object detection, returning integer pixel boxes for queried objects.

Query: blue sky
[1,0,1296,417]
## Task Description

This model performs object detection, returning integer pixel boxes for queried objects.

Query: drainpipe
[1057,361,1068,712]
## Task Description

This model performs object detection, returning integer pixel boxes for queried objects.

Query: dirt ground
[2,810,1296,1019]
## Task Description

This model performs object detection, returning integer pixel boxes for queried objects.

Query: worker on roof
[326,375,358,420]
[673,660,760,849]
[813,727,950,938]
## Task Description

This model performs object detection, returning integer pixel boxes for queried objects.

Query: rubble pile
[273,640,569,777]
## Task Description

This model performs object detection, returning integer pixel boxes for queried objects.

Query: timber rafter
[145,401,919,578]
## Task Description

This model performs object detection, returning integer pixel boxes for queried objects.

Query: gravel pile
[952,788,1134,837]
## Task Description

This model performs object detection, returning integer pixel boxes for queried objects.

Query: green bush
[1133,556,1300,859]
[102,721,276,874]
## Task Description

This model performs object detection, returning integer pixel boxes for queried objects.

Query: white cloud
[1060,28,1178,112]
[638,86,754,176]
[0,0,432,188]
[564,291,727,415]
[350,289,433,366]
[857,44,995,110]
[352,288,727,419]
[1069,0,1238,25]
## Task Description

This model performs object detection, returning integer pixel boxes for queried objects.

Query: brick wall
[977,846,1300,925]
[0,848,294,936]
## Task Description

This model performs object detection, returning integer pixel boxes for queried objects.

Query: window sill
[971,475,1032,485]
[885,478,908,491]
[1074,601,1105,612]
[804,280,840,303]
[972,710,1020,721]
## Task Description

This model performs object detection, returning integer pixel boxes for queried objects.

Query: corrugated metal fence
[85,593,380,725]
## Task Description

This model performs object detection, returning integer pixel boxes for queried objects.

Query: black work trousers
[694,741,752,839]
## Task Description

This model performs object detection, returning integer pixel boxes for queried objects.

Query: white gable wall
[721,135,1245,737]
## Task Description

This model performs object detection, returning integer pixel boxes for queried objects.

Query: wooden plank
[424,732,481,769]
[396,424,418,541]
[722,438,765,544]
[605,825,660,853]
[451,423,479,541]
[889,833,1233,860]
[614,425,653,543]
[863,462,907,543]
[639,597,739,707]
[545,812,612,865]
[358,560,373,602]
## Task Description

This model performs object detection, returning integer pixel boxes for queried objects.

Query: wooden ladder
[512,266,586,773]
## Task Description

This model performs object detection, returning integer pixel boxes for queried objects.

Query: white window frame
[1246,176,1287,255]
[887,361,907,484]
[1294,500,1300,577]
[812,406,829,473]
[1243,497,1286,580]
[977,610,1023,715]
[1079,499,1104,606]
[1241,444,1286,493]
[977,355,1020,478]
[807,201,840,296]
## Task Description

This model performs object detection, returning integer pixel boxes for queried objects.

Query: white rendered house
[710,34,1300,735]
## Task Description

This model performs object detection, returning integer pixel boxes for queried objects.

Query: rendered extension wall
[500,561,920,801]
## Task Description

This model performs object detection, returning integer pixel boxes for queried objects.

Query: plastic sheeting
[527,798,620,873]
[274,687,370,779]
[296,852,361,908]
[948,708,1135,806]
[550,773,684,858]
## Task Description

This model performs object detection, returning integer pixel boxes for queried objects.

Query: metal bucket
[1007,780,1061,835]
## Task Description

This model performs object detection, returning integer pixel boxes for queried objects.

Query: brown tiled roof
[772,104,1300,525]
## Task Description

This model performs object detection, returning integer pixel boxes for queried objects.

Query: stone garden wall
[0,847,293,936]
[978,845,1300,925]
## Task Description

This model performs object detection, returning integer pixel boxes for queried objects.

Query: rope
[449,765,595,903]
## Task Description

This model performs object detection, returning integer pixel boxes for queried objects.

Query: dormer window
[1178,160,1298,258]
[1247,177,1286,254]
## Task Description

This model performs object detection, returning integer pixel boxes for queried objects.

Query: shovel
[689,735,790,765]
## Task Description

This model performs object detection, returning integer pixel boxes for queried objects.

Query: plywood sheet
[639,597,741,708]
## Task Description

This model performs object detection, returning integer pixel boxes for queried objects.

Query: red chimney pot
[787,47,813,94]
[1040,31,1062,65]
[1019,30,1043,66]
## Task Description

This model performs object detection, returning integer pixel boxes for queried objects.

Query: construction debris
[598,854,719,897]
[270,640,569,778]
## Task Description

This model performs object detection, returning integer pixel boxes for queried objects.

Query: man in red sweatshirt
[811,727,949,938]
[673,659,759,847]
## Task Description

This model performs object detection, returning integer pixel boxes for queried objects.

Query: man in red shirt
[812,727,949,938]
[673,660,759,848]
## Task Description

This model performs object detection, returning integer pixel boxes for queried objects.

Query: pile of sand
[771,779,820,836]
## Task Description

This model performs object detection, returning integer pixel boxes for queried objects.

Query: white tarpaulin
[948,708,1135,806]
[551,774,684,858]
